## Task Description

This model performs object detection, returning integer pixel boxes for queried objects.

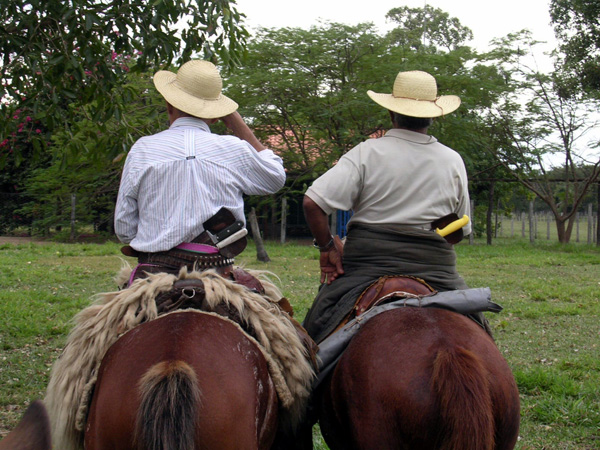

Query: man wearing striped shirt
[114,60,286,258]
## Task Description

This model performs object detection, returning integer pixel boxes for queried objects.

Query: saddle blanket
[314,287,501,388]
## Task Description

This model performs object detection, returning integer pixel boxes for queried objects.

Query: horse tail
[431,347,495,450]
[134,360,201,450]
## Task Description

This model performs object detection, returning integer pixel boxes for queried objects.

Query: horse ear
[0,400,51,450]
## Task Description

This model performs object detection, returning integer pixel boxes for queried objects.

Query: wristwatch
[313,237,334,252]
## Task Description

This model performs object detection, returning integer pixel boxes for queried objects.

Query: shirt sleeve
[305,150,362,215]
[239,144,287,195]
[114,153,140,244]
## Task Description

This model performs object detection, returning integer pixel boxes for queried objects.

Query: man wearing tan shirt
[302,70,483,343]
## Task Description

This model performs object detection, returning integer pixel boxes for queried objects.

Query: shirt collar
[169,117,211,132]
[385,128,438,144]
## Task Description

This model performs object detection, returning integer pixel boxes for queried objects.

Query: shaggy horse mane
[44,264,315,450]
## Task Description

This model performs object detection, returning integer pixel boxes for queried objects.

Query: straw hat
[153,60,238,119]
[367,70,460,118]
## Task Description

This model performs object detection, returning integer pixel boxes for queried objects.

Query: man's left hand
[319,238,344,284]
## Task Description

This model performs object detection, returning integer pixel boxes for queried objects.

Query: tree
[0,0,248,166]
[226,14,519,244]
[485,33,600,243]
[226,22,389,193]
[385,4,474,52]
[13,68,167,238]
[550,0,600,93]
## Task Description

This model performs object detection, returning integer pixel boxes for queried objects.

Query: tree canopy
[550,0,600,93]
[483,31,600,242]
[386,5,474,52]
[1,2,598,244]
[0,0,248,166]
[225,16,517,230]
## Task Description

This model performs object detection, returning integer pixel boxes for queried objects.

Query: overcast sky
[235,0,558,55]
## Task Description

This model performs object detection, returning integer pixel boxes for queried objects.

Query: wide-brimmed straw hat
[367,70,460,118]
[153,60,238,119]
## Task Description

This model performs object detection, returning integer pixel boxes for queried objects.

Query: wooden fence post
[494,200,499,238]
[597,183,600,247]
[280,197,287,245]
[528,201,535,243]
[248,208,270,262]
[588,203,593,245]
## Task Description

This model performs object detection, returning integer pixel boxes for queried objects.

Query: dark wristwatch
[313,237,334,252]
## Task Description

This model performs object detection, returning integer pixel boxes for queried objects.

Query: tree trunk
[556,217,569,243]
[248,207,270,262]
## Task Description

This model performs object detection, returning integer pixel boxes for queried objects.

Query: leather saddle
[327,213,467,334]
[153,269,319,370]
[333,275,436,334]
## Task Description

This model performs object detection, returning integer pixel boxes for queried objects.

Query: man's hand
[220,111,242,130]
[319,237,344,285]
[220,112,266,151]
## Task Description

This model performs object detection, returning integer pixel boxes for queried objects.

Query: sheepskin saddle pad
[44,266,316,450]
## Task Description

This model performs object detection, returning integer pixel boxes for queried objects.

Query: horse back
[85,311,278,450]
[321,307,519,450]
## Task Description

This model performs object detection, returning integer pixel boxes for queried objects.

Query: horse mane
[44,264,314,450]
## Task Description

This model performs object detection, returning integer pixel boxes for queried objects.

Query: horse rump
[134,360,201,450]
[432,346,495,450]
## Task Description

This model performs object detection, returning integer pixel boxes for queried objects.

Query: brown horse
[317,307,520,450]
[0,400,51,450]
[84,310,279,450]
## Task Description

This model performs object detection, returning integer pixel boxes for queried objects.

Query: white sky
[235,0,558,55]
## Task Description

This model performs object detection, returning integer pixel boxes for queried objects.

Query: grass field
[1,237,599,449]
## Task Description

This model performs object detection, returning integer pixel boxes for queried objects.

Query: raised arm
[220,112,267,152]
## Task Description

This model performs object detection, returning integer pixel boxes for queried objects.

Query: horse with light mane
[44,268,316,450]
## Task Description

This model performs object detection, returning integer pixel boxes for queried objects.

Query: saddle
[120,208,319,368]
[332,275,436,334]
[152,269,319,370]
[326,212,470,336]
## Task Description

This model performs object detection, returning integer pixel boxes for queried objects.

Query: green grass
[1,237,599,448]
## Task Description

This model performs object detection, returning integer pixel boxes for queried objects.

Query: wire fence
[494,211,597,244]
[3,192,599,245]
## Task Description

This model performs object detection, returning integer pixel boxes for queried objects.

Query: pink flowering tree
[3,66,168,237]
[0,0,248,166]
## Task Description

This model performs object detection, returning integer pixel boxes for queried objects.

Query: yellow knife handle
[435,215,469,237]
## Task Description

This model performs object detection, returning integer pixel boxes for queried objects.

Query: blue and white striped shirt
[114,117,286,252]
